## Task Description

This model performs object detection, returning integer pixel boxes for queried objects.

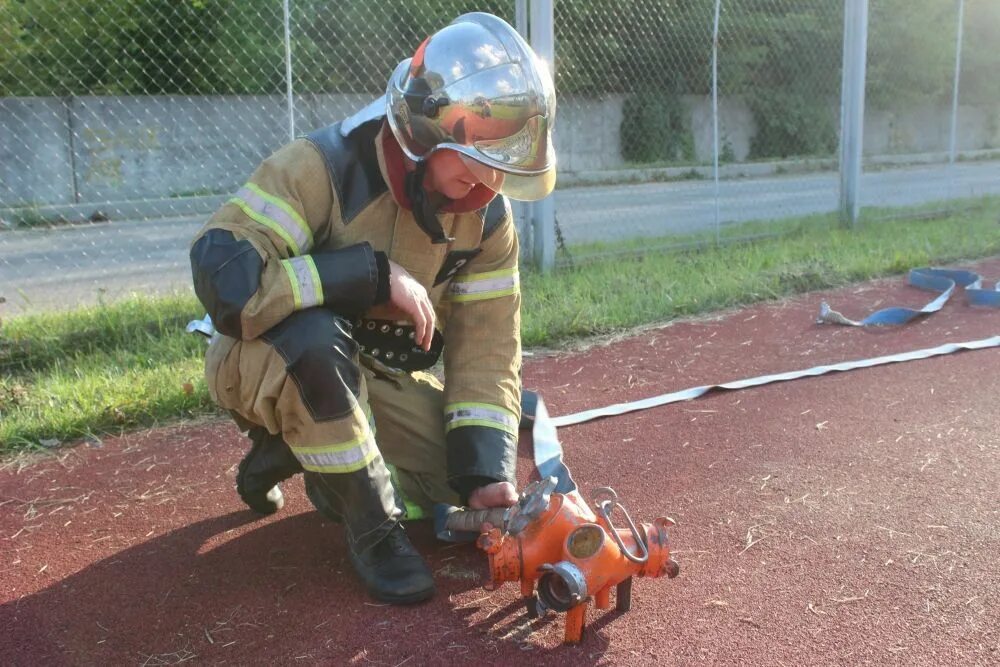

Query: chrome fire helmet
[385,12,557,201]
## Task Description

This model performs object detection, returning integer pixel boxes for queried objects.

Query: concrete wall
[864,104,1000,155]
[71,96,290,202]
[554,95,627,172]
[0,94,379,210]
[554,94,758,171]
[686,95,757,163]
[0,97,75,207]
[2,93,998,211]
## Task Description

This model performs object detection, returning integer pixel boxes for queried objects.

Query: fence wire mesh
[1,1,998,314]
[0,1,512,314]
[862,0,1000,220]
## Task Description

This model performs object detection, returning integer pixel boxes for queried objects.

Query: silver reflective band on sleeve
[231,183,313,256]
[295,446,373,472]
[447,268,519,302]
[281,256,324,310]
[445,402,518,435]
[290,432,379,474]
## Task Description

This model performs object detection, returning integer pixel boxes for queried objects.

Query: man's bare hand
[387,260,436,351]
[468,481,518,510]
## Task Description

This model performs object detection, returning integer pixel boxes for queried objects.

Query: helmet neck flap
[403,160,454,244]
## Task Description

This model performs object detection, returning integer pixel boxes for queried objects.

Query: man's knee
[261,309,361,422]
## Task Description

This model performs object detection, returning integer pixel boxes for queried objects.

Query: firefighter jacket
[189,116,521,500]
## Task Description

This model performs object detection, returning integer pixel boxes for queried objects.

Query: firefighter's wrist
[451,474,499,507]
[468,481,518,510]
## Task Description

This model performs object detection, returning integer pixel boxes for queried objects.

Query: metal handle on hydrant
[592,487,648,564]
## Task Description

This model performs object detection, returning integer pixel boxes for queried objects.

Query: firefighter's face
[425,149,502,199]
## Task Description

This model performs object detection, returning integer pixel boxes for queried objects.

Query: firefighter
[189,13,556,605]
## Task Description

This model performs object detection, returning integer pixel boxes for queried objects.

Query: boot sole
[368,585,436,605]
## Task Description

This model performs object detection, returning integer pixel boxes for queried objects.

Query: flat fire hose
[522,390,576,493]
[817,267,1000,326]
[548,335,1000,428]
[551,266,1000,428]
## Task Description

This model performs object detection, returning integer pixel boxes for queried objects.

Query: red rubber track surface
[3,260,999,666]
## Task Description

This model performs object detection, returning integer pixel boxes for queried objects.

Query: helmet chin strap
[404,161,455,244]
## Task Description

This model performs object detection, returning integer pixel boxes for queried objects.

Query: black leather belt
[352,318,444,372]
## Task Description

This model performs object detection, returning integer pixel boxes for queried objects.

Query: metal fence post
[529,0,555,273]
[838,0,870,227]
[283,0,296,141]
[948,0,966,165]
[711,0,722,245]
[512,0,533,256]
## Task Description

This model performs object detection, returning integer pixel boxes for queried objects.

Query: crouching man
[189,13,557,604]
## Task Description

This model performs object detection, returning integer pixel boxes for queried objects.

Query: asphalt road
[2,161,999,314]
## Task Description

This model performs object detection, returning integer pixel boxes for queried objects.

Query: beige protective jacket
[190,117,521,497]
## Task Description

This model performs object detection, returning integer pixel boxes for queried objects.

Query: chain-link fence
[0,0,513,313]
[551,0,1000,266]
[2,1,999,313]
[550,0,848,263]
[860,0,1000,219]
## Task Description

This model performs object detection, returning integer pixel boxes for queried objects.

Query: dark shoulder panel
[480,194,512,242]
[304,120,387,224]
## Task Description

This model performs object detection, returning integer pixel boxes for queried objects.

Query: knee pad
[262,309,361,421]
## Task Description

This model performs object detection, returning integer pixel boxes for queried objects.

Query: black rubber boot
[304,471,343,523]
[236,427,303,514]
[304,461,434,604]
[347,522,435,605]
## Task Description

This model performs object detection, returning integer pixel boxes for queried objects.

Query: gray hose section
[551,335,1000,428]
[443,507,509,533]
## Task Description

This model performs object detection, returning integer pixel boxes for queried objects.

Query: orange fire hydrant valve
[473,478,679,645]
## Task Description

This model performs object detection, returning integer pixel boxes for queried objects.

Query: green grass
[1,295,215,449]
[3,196,1000,451]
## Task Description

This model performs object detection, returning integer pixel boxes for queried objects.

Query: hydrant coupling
[474,479,679,644]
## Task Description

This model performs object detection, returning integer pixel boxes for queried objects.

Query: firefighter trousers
[205,308,460,544]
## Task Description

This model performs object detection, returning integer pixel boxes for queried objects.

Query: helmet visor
[458,141,556,201]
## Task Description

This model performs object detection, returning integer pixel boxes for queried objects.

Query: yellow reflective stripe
[229,183,312,256]
[281,259,302,310]
[244,183,314,250]
[450,267,517,283]
[229,197,300,255]
[445,402,518,436]
[290,431,378,474]
[449,286,519,303]
[281,256,323,310]
[307,256,324,305]
[447,267,519,303]
[296,449,378,473]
